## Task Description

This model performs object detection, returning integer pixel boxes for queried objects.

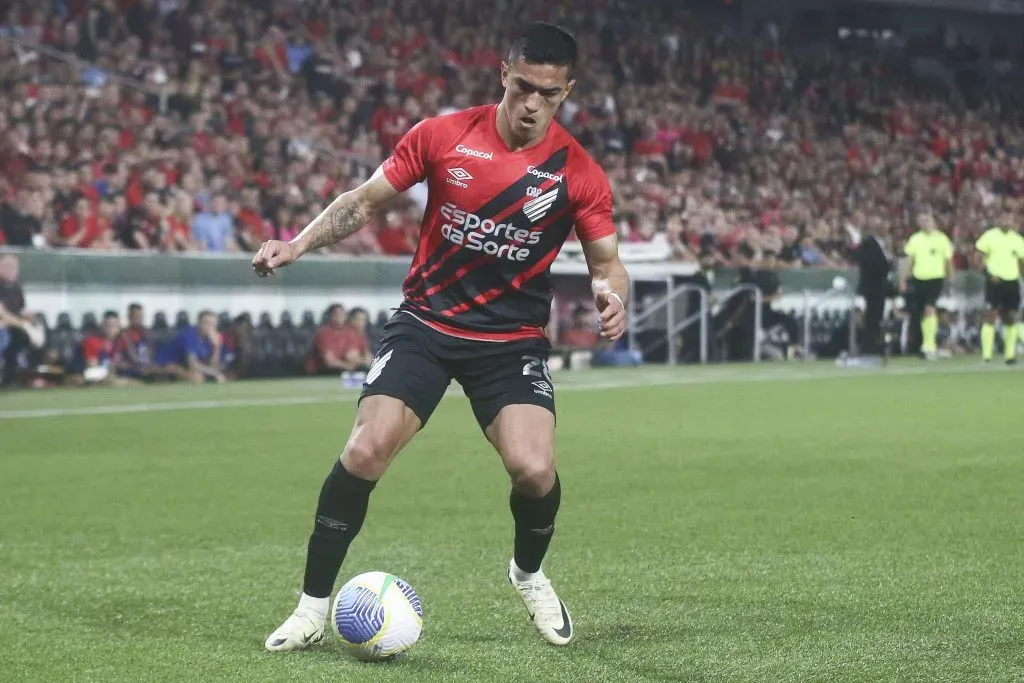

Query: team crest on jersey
[365,349,393,385]
[523,187,559,224]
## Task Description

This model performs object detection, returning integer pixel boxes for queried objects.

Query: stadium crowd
[2,0,1024,267]
[0,249,603,388]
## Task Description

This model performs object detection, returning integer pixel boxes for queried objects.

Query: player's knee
[506,448,556,496]
[341,433,391,479]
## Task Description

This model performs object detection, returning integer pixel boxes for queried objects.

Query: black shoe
[1007,358,1018,366]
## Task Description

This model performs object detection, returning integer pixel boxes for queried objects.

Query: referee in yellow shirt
[976,212,1024,364]
[902,212,953,359]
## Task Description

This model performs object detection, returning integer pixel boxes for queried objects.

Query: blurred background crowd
[3,0,1024,266]
[3,0,1024,387]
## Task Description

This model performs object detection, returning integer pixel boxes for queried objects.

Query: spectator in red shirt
[234,186,269,251]
[70,310,138,386]
[560,305,600,350]
[163,192,199,252]
[371,93,412,156]
[59,197,98,248]
[116,302,160,380]
[305,305,373,375]
[376,210,417,256]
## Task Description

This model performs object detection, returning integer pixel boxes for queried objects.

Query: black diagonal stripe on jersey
[423,202,574,320]
[410,146,570,285]
[411,147,571,298]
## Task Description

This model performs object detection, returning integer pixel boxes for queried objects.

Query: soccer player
[901,212,953,360]
[976,213,1024,364]
[254,23,628,649]
[116,303,158,380]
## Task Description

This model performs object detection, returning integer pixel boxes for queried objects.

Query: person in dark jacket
[848,223,893,356]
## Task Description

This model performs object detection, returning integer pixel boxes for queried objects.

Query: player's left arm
[581,236,629,341]
[1017,235,1024,283]
[574,164,629,341]
[974,230,991,271]
[899,234,916,292]
[945,235,956,278]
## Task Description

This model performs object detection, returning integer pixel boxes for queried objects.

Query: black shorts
[359,313,555,431]
[985,278,1022,312]
[910,278,944,311]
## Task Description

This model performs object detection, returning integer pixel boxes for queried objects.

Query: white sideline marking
[0,362,1007,421]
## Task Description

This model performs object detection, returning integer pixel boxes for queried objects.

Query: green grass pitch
[2,361,1023,682]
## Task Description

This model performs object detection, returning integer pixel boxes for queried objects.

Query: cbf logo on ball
[440,202,541,262]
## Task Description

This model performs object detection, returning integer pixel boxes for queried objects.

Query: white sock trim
[511,559,543,583]
[298,592,330,619]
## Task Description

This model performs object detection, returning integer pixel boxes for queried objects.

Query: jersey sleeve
[976,230,993,254]
[571,161,616,242]
[381,119,438,193]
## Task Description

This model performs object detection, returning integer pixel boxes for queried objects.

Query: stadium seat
[174,311,190,329]
[301,310,316,329]
[257,312,274,330]
[217,311,231,331]
[152,311,169,330]
[279,311,294,330]
[55,312,73,332]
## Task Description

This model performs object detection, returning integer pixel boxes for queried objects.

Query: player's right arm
[900,233,918,292]
[253,118,438,277]
[252,168,400,276]
[974,229,992,272]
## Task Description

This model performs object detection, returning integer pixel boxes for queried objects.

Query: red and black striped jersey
[381,104,615,342]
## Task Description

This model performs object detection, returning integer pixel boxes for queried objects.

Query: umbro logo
[446,167,472,189]
[316,515,348,531]
[532,380,553,398]
[524,187,559,224]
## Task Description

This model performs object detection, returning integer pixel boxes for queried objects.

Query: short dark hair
[324,304,344,321]
[103,310,119,321]
[347,307,368,322]
[128,303,143,314]
[508,23,577,78]
[198,309,215,321]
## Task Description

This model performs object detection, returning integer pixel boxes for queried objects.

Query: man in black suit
[848,222,893,356]
[0,254,36,387]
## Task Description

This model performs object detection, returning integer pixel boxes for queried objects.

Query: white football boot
[264,608,327,652]
[508,560,574,645]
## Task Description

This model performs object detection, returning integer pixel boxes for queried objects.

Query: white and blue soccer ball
[332,571,423,661]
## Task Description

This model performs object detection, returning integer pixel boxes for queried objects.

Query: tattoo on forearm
[299,196,367,252]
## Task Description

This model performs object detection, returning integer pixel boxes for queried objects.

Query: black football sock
[509,473,561,574]
[302,460,377,599]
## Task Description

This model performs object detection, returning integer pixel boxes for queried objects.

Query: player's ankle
[297,593,330,621]
[511,559,544,583]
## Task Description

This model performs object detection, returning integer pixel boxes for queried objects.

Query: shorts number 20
[521,355,552,382]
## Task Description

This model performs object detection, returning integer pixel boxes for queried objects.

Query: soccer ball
[331,571,423,661]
